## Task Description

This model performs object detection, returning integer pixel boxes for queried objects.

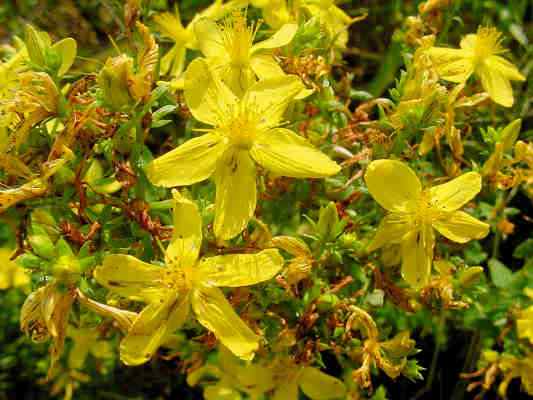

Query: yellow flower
[0,248,30,290]
[154,0,245,77]
[94,191,284,365]
[426,27,525,107]
[498,353,533,397]
[365,160,489,288]
[147,59,340,240]
[190,348,346,400]
[194,10,298,96]
[269,358,346,400]
[153,8,195,77]
[252,0,354,49]
[299,0,354,49]
[251,0,292,29]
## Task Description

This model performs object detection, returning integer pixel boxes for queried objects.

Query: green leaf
[488,259,514,288]
[51,37,77,76]
[513,238,533,259]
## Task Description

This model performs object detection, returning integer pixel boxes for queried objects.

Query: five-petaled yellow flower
[194,10,298,96]
[426,27,525,107]
[365,160,489,288]
[191,347,346,400]
[147,58,340,240]
[94,190,284,365]
[153,0,245,77]
[251,0,354,49]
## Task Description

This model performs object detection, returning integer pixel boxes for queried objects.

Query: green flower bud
[317,201,339,241]
[97,55,135,110]
[339,233,359,249]
[317,293,339,312]
[53,255,81,285]
[28,224,55,260]
[500,118,521,152]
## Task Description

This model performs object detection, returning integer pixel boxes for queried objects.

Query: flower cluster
[0,1,531,399]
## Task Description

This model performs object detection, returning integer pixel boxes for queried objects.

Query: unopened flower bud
[98,55,135,110]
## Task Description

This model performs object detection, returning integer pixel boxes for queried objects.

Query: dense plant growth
[0,1,531,399]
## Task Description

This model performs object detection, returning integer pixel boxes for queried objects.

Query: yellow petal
[0,248,29,289]
[401,228,433,288]
[13,267,30,288]
[121,292,190,366]
[191,285,259,360]
[222,64,257,98]
[517,306,533,344]
[184,58,238,125]
[367,213,412,252]
[204,385,242,400]
[426,47,473,82]
[146,133,227,187]
[160,44,186,77]
[77,292,137,333]
[298,367,346,400]
[197,249,283,287]
[432,210,489,243]
[243,75,304,125]
[459,33,477,50]
[477,62,514,107]
[251,128,340,178]
[94,255,165,303]
[251,23,297,53]
[166,190,202,267]
[214,149,257,240]
[153,11,185,42]
[486,55,525,81]
[51,37,77,76]
[194,18,227,58]
[250,54,285,79]
[364,160,421,212]
[429,172,482,212]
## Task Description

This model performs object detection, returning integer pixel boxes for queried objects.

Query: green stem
[149,199,174,210]
[491,185,520,259]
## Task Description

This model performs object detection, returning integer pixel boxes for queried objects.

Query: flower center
[162,265,194,291]
[472,27,503,66]
[220,11,260,68]
[221,106,264,149]
[414,191,436,226]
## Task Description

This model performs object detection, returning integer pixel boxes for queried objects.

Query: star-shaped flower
[194,10,298,96]
[147,59,340,240]
[365,160,489,287]
[94,191,284,365]
[426,27,525,107]
[153,0,245,77]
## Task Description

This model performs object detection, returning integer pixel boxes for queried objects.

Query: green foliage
[0,0,532,399]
